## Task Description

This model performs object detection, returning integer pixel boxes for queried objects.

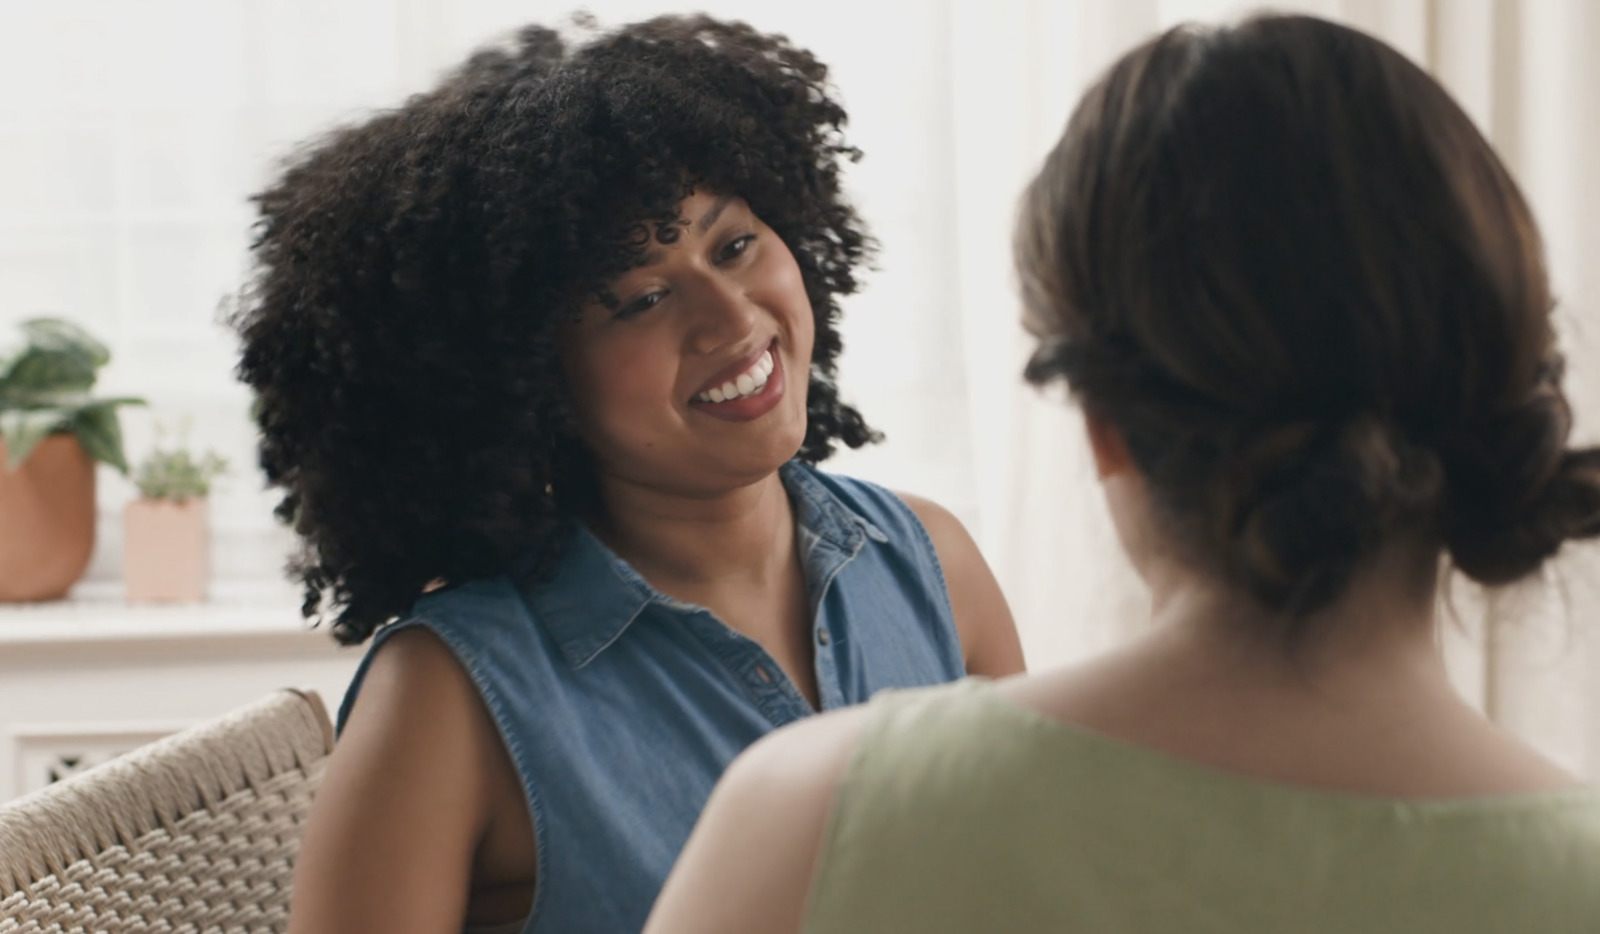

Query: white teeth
[696,350,774,404]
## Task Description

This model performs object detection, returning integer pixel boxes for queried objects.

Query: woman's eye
[717,234,757,264]
[617,290,666,319]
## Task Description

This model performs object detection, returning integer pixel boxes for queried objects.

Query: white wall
[0,0,976,600]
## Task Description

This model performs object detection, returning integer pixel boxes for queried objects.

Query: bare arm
[898,492,1026,677]
[288,627,506,934]
[644,708,869,934]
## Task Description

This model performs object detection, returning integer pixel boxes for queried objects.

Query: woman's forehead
[626,191,744,266]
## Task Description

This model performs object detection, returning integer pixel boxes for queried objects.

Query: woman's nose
[685,275,759,355]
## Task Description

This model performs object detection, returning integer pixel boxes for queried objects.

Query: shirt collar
[526,461,885,669]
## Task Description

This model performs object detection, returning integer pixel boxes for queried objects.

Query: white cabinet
[0,588,363,801]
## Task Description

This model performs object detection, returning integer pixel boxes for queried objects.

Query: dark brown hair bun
[1017,14,1600,629]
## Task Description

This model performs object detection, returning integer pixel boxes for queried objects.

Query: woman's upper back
[803,680,1600,934]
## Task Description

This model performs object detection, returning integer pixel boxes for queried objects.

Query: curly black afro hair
[233,15,879,645]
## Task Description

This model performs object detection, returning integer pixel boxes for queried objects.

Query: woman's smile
[690,340,787,422]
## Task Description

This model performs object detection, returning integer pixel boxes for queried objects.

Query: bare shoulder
[894,491,1026,677]
[731,703,873,790]
[643,707,874,934]
[894,490,966,548]
[338,625,494,766]
[289,626,507,934]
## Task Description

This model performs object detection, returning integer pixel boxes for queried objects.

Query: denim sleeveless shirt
[336,462,966,934]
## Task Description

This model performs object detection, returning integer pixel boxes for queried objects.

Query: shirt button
[816,627,831,646]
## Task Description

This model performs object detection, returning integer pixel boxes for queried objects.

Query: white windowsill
[0,580,328,646]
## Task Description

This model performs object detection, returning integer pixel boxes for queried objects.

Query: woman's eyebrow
[608,195,741,281]
[695,194,736,233]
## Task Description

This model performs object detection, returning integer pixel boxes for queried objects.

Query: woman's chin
[721,425,810,485]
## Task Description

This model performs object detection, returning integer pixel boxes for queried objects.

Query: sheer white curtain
[950,0,1600,778]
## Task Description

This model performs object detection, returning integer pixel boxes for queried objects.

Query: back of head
[1017,14,1600,635]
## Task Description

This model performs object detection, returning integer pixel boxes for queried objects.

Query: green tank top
[803,679,1600,933]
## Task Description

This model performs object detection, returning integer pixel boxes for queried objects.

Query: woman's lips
[693,341,774,402]
[690,342,785,422]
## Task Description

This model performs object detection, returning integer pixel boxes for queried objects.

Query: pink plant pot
[124,498,209,603]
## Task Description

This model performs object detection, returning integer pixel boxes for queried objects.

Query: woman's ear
[1084,410,1135,480]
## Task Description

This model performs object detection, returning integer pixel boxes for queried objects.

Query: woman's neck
[1137,546,1452,698]
[588,469,796,588]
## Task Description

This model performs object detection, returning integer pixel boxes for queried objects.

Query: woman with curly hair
[647,14,1600,934]
[232,14,1022,934]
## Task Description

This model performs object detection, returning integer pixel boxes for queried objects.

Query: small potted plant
[124,429,227,603]
[0,317,143,602]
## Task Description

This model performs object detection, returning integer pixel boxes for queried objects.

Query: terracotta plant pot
[0,435,97,602]
[124,498,209,603]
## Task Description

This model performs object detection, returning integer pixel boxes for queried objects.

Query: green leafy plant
[0,317,144,472]
[133,434,228,502]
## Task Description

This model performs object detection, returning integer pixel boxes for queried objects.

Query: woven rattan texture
[0,690,334,934]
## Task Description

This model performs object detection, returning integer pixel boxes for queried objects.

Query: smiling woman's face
[559,190,815,499]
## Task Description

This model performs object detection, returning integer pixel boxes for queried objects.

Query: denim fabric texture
[337,461,966,934]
